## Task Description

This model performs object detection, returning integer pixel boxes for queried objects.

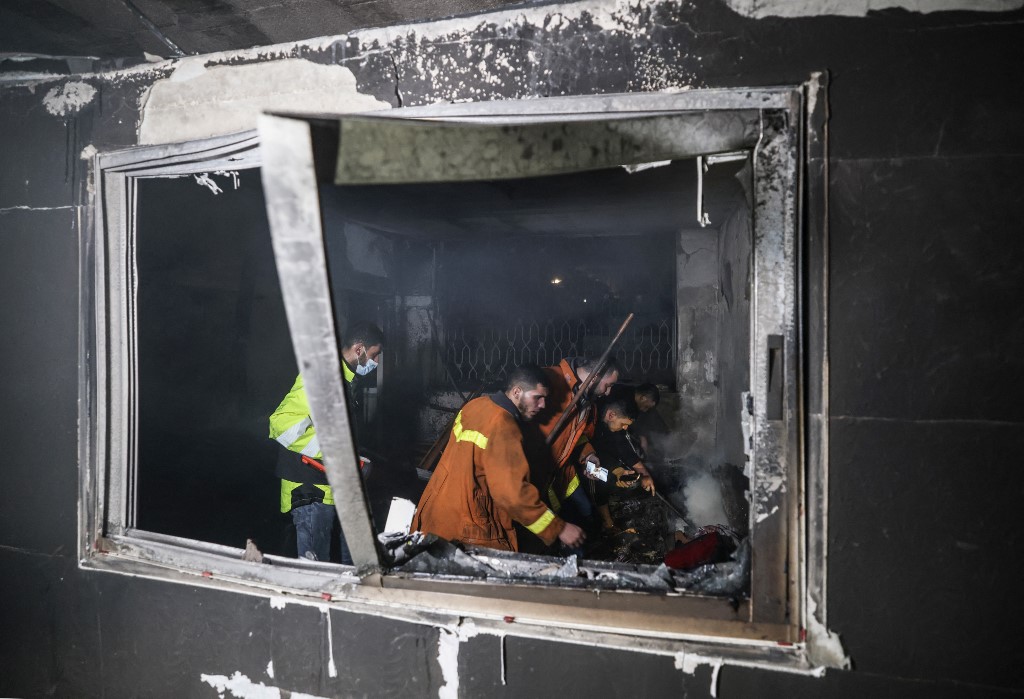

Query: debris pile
[384,466,750,596]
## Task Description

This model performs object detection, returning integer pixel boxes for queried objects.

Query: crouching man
[412,365,585,552]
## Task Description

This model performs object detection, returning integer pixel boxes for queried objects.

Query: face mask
[355,357,378,376]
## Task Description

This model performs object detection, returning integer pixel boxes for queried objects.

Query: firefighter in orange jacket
[412,365,585,552]
[537,356,621,516]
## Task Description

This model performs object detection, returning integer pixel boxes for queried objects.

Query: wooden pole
[544,313,634,446]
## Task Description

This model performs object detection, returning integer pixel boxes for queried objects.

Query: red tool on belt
[301,455,371,473]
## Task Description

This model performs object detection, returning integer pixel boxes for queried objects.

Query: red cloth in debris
[663,531,722,570]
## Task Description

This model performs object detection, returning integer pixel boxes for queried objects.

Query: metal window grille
[444,318,674,385]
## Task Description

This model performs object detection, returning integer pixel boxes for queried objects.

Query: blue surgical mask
[356,357,378,376]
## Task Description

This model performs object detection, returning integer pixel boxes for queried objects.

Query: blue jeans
[291,502,352,565]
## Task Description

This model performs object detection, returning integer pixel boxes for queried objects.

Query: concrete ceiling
[322,158,749,241]
[0,0,530,68]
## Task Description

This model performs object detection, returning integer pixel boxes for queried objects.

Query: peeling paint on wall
[138,58,391,144]
[753,430,785,524]
[351,0,669,46]
[42,81,96,117]
[723,0,1024,17]
[347,0,703,104]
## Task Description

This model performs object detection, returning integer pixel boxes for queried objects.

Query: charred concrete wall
[716,202,751,473]
[2,1,1023,697]
[675,227,720,460]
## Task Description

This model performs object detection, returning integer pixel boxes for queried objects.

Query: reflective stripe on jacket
[411,393,564,551]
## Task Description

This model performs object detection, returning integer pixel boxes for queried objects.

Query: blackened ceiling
[0,0,532,65]
[322,159,748,241]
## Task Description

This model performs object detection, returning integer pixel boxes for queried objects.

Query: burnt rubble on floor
[380,493,750,596]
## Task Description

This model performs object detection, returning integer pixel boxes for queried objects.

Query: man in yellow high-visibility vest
[269,322,384,564]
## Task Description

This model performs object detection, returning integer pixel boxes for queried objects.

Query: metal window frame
[79,83,842,674]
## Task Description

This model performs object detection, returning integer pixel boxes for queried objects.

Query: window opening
[82,86,839,671]
[317,158,753,588]
[261,102,798,619]
[133,171,299,553]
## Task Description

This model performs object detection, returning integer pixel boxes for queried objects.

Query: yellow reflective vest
[269,365,355,512]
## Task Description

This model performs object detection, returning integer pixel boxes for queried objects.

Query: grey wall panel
[459,634,695,697]
[0,208,79,554]
[0,86,82,209]
[829,155,1024,422]
[722,661,1018,699]
[828,417,1023,687]
[0,550,85,698]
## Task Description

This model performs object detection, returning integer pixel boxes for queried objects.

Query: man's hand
[558,522,586,547]
[640,475,656,494]
[629,461,654,493]
[612,467,638,488]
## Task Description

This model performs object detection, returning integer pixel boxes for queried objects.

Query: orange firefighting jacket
[537,358,598,510]
[411,393,565,551]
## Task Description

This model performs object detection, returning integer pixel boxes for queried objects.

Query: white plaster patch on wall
[805,596,850,671]
[723,0,1023,17]
[43,81,97,117]
[202,672,279,699]
[80,144,98,161]
[437,628,462,699]
[200,671,331,699]
[673,652,724,697]
[266,660,274,679]
[138,58,391,145]
[269,596,289,609]
[322,606,338,678]
[437,620,480,699]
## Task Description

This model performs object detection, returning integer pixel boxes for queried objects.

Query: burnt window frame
[79,83,843,674]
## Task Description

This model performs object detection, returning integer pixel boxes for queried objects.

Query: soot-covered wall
[1,1,1022,697]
